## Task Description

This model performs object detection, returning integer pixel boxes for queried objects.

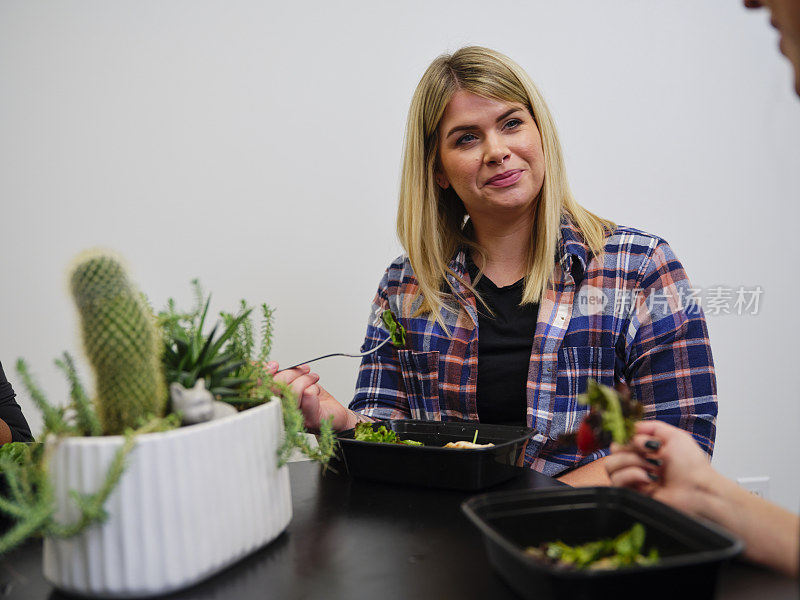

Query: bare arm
[0,418,11,446]
[698,470,799,577]
[556,455,612,486]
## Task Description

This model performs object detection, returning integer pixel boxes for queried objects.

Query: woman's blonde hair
[397,46,614,331]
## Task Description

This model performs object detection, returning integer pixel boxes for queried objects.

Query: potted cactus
[0,251,334,597]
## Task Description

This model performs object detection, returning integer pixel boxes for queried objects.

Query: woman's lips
[485,169,523,187]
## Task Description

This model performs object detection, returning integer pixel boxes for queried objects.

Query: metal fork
[278,336,392,372]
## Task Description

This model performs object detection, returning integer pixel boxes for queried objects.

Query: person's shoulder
[604,225,670,253]
[378,254,418,289]
[601,225,687,280]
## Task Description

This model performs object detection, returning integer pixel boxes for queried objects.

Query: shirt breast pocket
[553,345,617,436]
[397,349,440,421]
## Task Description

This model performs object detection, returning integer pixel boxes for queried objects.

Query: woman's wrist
[693,467,738,523]
[659,459,730,521]
[343,409,372,431]
[693,468,764,543]
[695,468,800,576]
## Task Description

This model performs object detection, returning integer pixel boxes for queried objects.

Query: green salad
[353,422,423,446]
[525,523,659,570]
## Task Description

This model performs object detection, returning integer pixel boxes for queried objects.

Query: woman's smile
[484,169,524,188]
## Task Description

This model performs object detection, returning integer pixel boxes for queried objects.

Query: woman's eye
[454,120,520,146]
[456,133,477,145]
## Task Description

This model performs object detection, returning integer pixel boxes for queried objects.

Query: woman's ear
[434,171,450,190]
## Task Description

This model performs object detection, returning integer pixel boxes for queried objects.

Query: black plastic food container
[462,487,743,600]
[335,420,535,490]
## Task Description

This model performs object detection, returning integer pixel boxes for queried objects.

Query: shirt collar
[557,214,589,285]
[448,213,590,285]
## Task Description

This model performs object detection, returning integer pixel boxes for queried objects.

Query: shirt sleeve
[348,269,412,421]
[0,362,34,443]
[620,240,717,456]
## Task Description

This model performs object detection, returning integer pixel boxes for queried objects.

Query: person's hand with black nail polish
[604,420,714,518]
[606,420,799,578]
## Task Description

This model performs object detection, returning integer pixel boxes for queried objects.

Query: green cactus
[70,251,166,434]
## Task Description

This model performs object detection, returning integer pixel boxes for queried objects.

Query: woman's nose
[483,133,510,166]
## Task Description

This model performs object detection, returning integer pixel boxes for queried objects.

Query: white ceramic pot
[43,398,291,598]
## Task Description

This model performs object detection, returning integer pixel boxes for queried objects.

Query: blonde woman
[269,47,717,486]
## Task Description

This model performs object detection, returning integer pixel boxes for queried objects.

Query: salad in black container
[335,419,536,491]
[462,486,743,600]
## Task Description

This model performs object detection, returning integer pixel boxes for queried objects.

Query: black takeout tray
[461,487,743,600]
[334,420,536,490]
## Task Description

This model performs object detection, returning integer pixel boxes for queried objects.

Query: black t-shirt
[466,255,538,427]
[0,362,34,443]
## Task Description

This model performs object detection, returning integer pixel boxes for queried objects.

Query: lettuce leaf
[381,310,407,348]
[353,422,422,446]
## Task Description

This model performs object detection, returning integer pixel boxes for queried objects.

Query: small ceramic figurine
[170,380,236,425]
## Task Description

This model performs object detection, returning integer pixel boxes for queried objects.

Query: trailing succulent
[0,252,335,556]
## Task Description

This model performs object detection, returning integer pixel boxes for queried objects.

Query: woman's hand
[607,420,800,577]
[605,420,717,517]
[265,362,357,433]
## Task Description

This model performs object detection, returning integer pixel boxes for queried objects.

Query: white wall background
[1,1,798,511]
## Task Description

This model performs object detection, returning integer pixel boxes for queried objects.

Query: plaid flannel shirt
[350,216,717,477]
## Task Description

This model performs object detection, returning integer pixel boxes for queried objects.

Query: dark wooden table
[1,461,797,599]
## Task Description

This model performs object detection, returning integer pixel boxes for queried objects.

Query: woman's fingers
[606,446,661,495]
[632,419,683,441]
[289,373,319,399]
[299,386,321,429]
[262,361,279,375]
[271,364,321,399]
[304,384,321,397]
[628,433,663,456]
[266,361,333,431]
[609,465,656,490]
[606,449,655,475]
[273,364,311,385]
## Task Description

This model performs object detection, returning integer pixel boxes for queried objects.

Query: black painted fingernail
[644,440,661,451]
[645,457,662,467]
[647,472,659,481]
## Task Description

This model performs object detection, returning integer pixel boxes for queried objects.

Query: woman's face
[435,90,546,224]
[746,0,800,95]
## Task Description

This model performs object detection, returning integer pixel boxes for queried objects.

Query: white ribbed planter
[42,398,292,598]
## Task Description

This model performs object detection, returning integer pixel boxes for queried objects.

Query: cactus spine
[70,251,166,434]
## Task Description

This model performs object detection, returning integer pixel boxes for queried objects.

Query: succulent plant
[159,283,254,404]
[70,251,167,435]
